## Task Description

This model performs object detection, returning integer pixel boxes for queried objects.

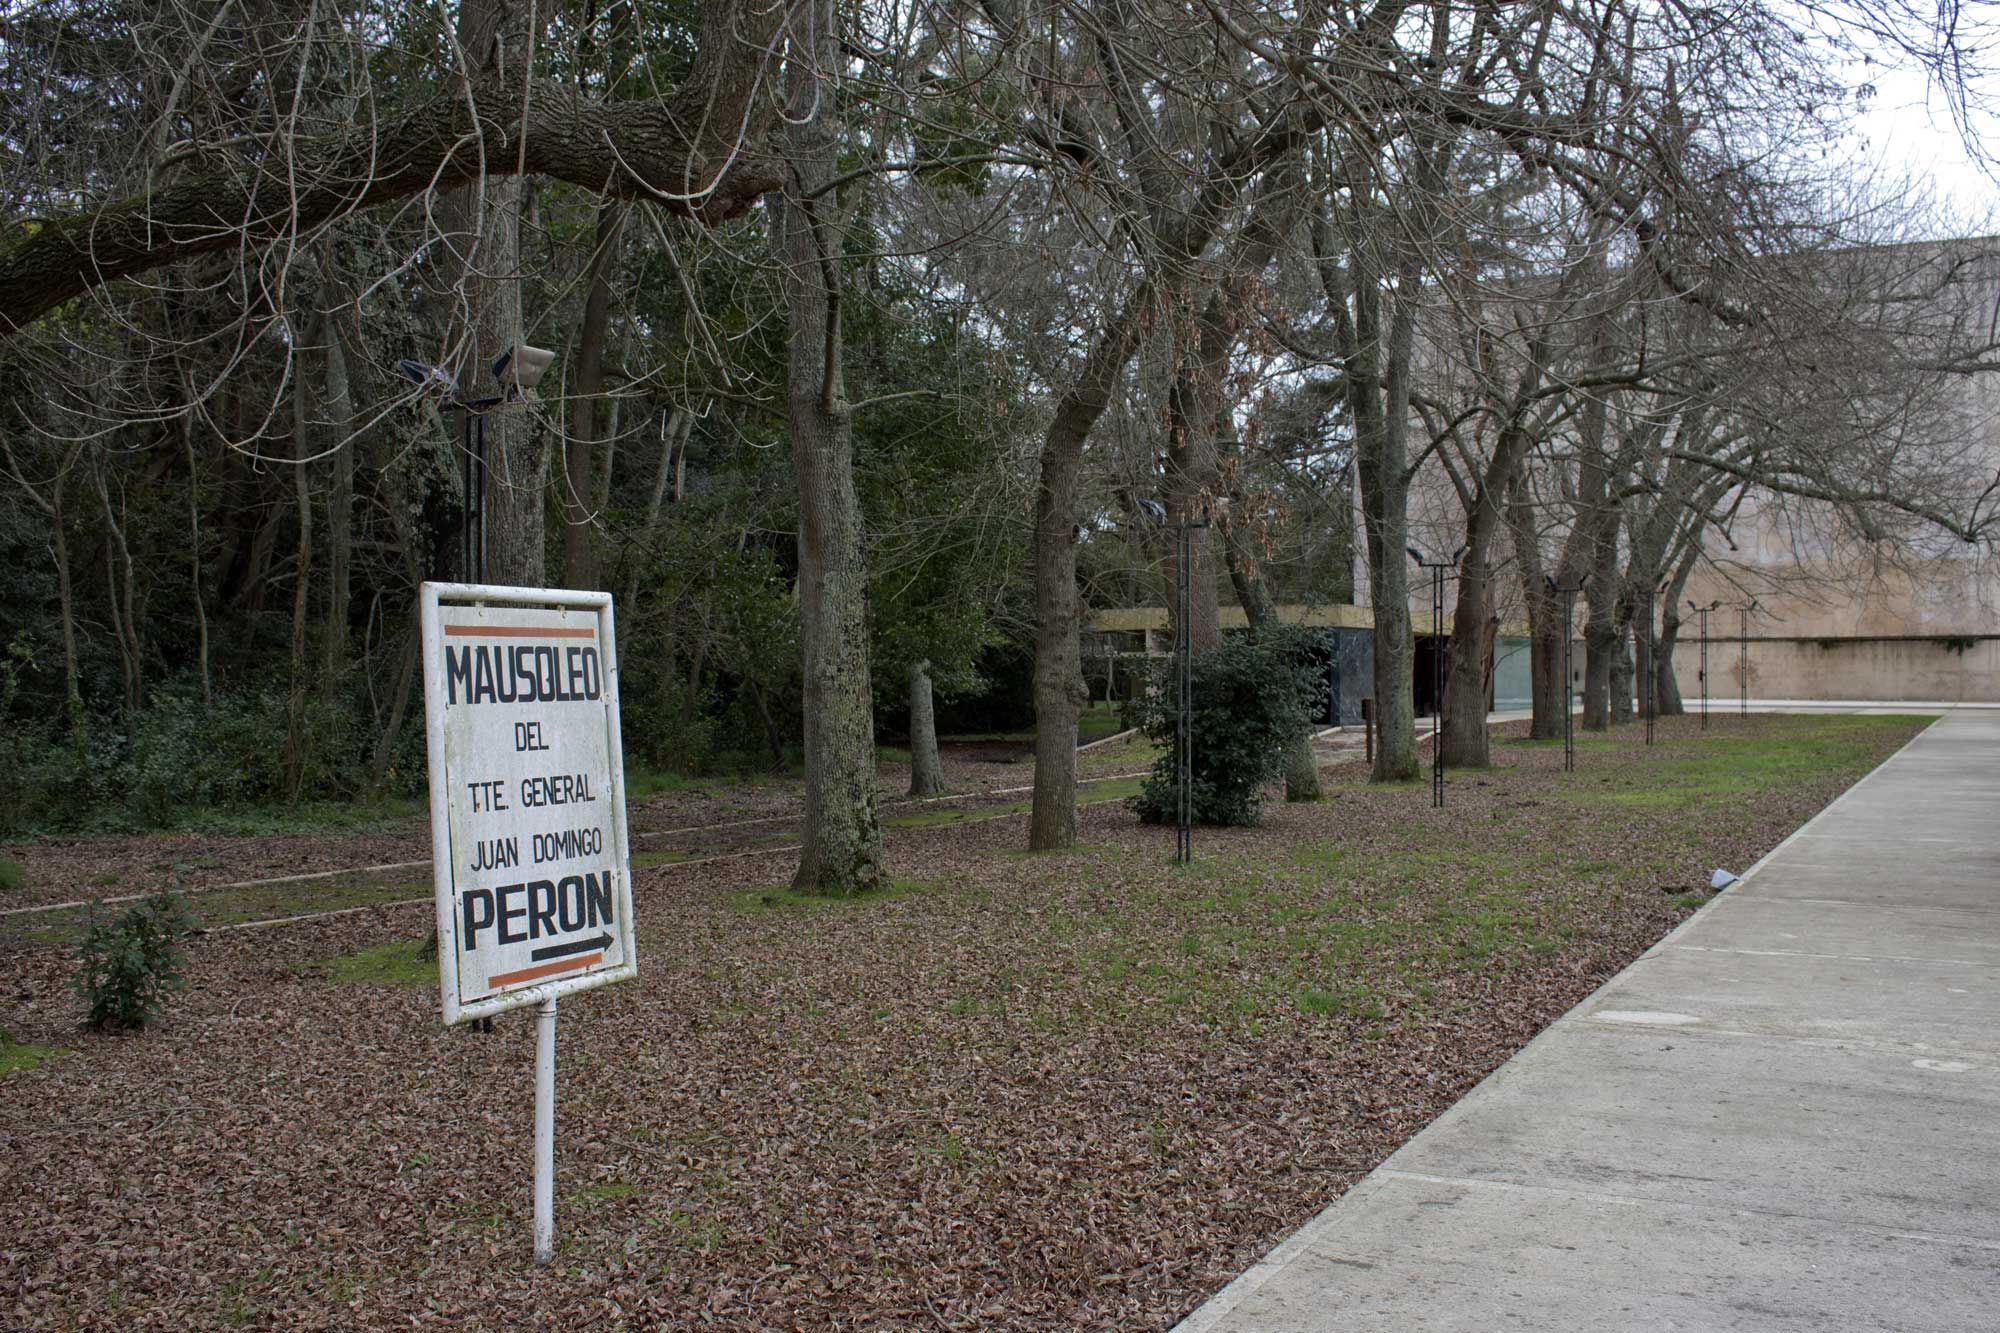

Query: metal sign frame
[420,581,638,1026]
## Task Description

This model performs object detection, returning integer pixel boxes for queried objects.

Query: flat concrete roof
[1176,709,2000,1331]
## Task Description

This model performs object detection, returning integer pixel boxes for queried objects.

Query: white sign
[420,583,637,1024]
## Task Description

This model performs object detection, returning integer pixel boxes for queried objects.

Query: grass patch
[573,1181,638,1206]
[1559,715,1930,812]
[0,1031,66,1075]
[730,878,942,915]
[631,849,699,868]
[0,873,431,949]
[624,766,715,801]
[313,937,437,987]
[0,859,24,893]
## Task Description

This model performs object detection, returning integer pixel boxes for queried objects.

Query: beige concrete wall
[1671,636,2000,703]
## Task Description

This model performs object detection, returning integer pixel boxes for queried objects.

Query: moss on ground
[312,937,438,987]
[0,1031,65,1075]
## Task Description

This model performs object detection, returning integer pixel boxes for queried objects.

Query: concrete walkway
[1178,712,2000,1331]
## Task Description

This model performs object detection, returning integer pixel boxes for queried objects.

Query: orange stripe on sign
[489,953,603,988]
[444,625,597,639]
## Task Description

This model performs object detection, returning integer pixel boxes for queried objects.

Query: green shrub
[1134,631,1317,828]
[73,889,195,1030]
[0,859,22,893]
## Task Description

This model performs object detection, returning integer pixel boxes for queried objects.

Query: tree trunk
[447,0,543,589]
[562,201,625,589]
[1508,480,1564,741]
[367,616,421,797]
[1582,588,1615,731]
[1440,557,1491,768]
[907,660,946,798]
[1030,407,1091,850]
[1029,290,1150,849]
[1655,609,1685,716]
[774,38,882,895]
[1347,270,1419,783]
[284,340,315,801]
[622,406,690,611]
[1610,602,1637,725]
[93,464,144,720]
[321,314,354,680]
[51,477,86,758]
[1529,597,1568,739]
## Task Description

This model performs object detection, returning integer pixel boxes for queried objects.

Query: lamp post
[1408,546,1458,808]
[1546,574,1582,772]
[396,342,557,585]
[1688,599,1720,729]
[1738,600,1758,718]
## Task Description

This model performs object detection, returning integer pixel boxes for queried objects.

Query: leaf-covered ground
[0,736,1165,914]
[0,714,1927,1330]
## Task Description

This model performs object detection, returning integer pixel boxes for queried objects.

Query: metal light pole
[1643,583,1667,746]
[1409,546,1456,808]
[1689,599,1720,730]
[1738,600,1757,718]
[397,341,561,1262]
[397,343,557,586]
[1547,574,1581,772]
[1174,514,1210,862]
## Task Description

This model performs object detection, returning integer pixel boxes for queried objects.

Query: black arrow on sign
[530,933,612,962]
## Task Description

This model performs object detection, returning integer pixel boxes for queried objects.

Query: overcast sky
[1817,7,2000,235]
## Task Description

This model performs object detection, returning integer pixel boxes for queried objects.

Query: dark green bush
[1134,631,1318,828]
[73,889,195,1030]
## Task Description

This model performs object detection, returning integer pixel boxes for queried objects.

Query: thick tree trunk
[1029,291,1149,849]
[1508,481,1566,741]
[907,660,946,798]
[1440,570,1496,768]
[1163,290,1224,652]
[1655,611,1685,716]
[1610,606,1637,725]
[1030,410,1091,850]
[774,48,883,895]
[562,202,625,589]
[1440,559,1490,768]
[1348,275,1419,783]
[1529,599,1568,738]
[445,1,543,589]
[1582,590,1615,731]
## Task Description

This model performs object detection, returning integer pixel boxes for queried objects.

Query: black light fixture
[392,343,557,585]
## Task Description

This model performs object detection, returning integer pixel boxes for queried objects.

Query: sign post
[419,582,637,1264]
